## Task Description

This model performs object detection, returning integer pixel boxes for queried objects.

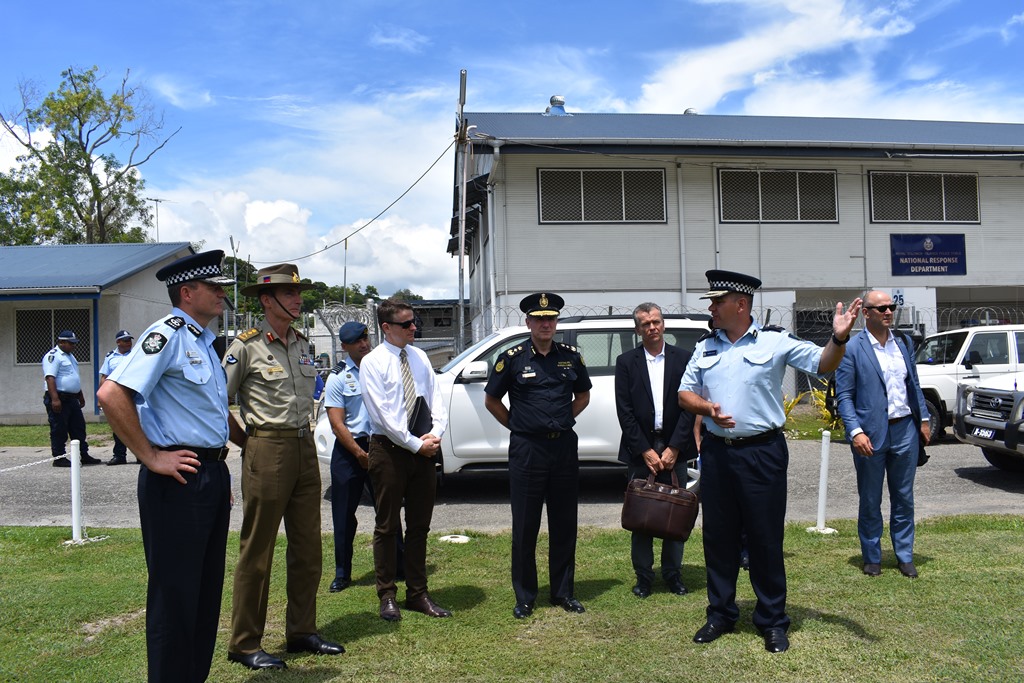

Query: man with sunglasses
[360,298,450,622]
[835,291,930,580]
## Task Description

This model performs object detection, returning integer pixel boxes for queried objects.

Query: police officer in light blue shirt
[97,250,245,683]
[679,270,861,655]
[43,329,100,467]
[99,329,135,464]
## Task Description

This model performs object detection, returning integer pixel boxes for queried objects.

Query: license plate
[972,427,996,440]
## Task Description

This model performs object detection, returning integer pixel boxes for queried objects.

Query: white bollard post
[70,439,83,542]
[807,431,838,534]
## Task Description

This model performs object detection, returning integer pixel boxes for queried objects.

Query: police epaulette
[163,315,186,331]
[557,342,578,353]
[504,344,525,358]
[329,362,346,375]
[236,327,260,342]
[697,329,716,342]
[760,324,786,333]
[105,350,114,357]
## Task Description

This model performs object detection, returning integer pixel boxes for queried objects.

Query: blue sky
[3,0,1024,298]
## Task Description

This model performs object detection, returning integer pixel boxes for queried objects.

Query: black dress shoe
[667,579,688,596]
[863,563,882,576]
[550,596,585,613]
[380,597,401,622]
[105,456,127,466]
[632,583,652,599]
[405,594,452,618]
[80,454,101,465]
[763,627,790,653]
[693,621,735,643]
[286,634,345,655]
[228,649,287,670]
[898,561,918,578]
[329,577,351,592]
[53,457,71,468]
[513,602,534,619]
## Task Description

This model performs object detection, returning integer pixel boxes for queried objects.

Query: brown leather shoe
[405,594,452,618]
[380,596,401,622]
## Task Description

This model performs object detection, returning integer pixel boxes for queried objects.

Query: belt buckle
[546,431,559,440]
[723,437,736,446]
[297,427,309,438]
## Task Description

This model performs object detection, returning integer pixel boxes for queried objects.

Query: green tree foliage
[0,65,178,245]
[390,287,423,301]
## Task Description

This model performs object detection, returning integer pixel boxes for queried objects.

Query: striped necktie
[400,348,417,417]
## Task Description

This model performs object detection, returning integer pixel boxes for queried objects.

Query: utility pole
[455,69,469,354]
[144,197,166,241]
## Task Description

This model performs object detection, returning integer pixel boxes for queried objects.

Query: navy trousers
[44,392,90,459]
[700,431,790,633]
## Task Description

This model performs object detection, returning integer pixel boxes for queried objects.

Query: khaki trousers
[229,432,321,654]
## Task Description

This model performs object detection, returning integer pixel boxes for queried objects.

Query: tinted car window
[916,331,968,365]
[964,332,1010,365]
[1017,332,1024,363]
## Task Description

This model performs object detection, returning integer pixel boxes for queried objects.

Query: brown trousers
[229,433,321,654]
[367,436,437,601]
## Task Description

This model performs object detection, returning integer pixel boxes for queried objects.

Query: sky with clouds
[2,0,1023,298]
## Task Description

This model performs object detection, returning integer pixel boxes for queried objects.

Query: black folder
[408,396,433,437]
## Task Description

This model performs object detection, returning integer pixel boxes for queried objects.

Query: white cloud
[369,25,430,53]
[148,74,214,109]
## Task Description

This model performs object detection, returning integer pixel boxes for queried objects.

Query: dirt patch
[81,608,145,642]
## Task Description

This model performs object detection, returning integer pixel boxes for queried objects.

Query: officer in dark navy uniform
[98,250,246,683]
[679,270,861,654]
[484,292,592,619]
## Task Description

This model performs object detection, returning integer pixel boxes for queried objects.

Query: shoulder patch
[495,358,506,373]
[47,354,55,363]
[237,328,260,342]
[225,354,238,365]
[164,316,185,330]
[142,332,169,355]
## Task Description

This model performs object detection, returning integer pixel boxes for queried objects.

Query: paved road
[1,437,1021,534]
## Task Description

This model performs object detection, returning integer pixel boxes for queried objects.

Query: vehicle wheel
[981,447,1024,472]
[924,398,944,442]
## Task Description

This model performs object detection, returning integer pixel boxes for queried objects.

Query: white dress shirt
[644,344,666,431]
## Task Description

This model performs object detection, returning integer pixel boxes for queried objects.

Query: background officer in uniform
[43,329,100,467]
[679,270,860,654]
[97,249,244,683]
[324,320,404,592]
[224,263,343,670]
[836,290,930,579]
[484,292,592,619]
[615,302,698,598]
[99,329,135,465]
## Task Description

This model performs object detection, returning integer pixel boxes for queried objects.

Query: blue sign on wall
[890,234,966,276]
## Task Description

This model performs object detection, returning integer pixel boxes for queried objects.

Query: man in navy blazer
[615,302,699,598]
[836,290,930,579]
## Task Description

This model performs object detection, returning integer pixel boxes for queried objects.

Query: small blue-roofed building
[0,242,195,423]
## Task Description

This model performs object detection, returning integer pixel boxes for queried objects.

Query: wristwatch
[831,333,850,345]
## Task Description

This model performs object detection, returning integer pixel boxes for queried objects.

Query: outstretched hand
[833,298,863,339]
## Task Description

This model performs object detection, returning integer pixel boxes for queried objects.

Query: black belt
[371,434,404,449]
[159,445,229,461]
[246,426,310,438]
[707,427,783,447]
[514,430,568,440]
[888,415,911,425]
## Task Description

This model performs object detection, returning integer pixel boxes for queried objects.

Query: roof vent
[683,108,698,115]
[544,95,571,117]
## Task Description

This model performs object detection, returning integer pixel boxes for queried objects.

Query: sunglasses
[387,319,416,329]
[865,304,898,312]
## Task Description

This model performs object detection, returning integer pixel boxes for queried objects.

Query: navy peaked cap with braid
[700,269,762,299]
[156,250,236,287]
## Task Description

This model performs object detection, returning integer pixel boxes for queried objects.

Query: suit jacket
[835,329,929,446]
[615,343,697,467]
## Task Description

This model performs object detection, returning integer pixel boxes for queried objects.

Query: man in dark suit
[836,290,930,579]
[615,302,699,598]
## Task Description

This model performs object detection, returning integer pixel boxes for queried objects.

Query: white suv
[915,324,1024,437]
[314,314,711,489]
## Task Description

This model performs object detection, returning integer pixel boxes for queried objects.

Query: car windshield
[438,331,504,373]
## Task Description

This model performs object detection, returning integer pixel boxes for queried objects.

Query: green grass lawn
[2,517,1023,682]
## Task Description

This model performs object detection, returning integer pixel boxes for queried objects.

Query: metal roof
[463,112,1024,154]
[0,243,193,293]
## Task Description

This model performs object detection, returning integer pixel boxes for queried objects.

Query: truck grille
[971,393,1013,421]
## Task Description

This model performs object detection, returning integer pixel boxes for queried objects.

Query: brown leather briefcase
[621,470,700,542]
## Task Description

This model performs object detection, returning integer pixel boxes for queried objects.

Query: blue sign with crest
[890,234,966,276]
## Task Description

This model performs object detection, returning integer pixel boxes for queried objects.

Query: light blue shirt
[323,359,371,439]
[680,321,823,438]
[99,348,130,377]
[107,308,229,448]
[42,346,81,393]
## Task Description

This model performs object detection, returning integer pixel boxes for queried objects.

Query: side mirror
[458,360,490,383]
[964,350,983,368]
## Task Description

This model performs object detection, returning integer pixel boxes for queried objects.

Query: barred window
[538,169,666,223]
[16,308,91,364]
[719,169,837,222]
[870,172,979,222]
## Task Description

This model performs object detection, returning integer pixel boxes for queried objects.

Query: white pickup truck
[914,324,1024,438]
[953,371,1024,471]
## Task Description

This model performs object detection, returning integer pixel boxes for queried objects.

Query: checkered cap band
[165,264,225,286]
[708,278,757,295]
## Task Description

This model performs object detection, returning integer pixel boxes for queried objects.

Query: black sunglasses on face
[865,304,898,312]
[387,319,416,329]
